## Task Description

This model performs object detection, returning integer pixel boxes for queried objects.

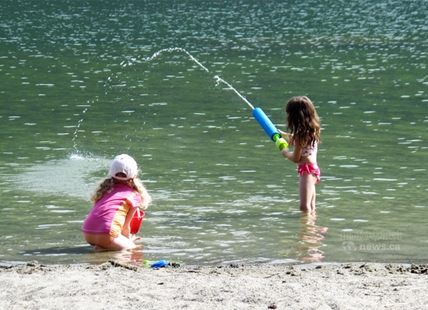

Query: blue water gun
[252,107,288,150]
[150,260,169,268]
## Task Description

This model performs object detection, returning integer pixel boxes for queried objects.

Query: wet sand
[1,261,428,309]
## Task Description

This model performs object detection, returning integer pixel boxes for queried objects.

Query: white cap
[109,154,138,180]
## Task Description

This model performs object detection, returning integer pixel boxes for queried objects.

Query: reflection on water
[1,0,428,266]
[293,212,328,263]
[84,245,146,267]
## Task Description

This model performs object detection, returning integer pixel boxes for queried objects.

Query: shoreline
[1,261,427,309]
[0,258,417,270]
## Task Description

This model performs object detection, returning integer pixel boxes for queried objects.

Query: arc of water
[121,47,210,73]
[74,48,257,155]
[121,47,255,110]
[214,75,255,110]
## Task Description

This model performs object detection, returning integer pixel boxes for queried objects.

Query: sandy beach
[1,260,427,309]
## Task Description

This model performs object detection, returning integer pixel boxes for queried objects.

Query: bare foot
[94,245,109,252]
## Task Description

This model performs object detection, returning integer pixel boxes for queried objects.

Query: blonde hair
[91,176,152,210]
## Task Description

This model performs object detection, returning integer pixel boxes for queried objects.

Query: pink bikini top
[301,141,318,157]
[289,137,318,157]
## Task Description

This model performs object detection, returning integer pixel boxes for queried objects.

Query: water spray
[135,48,289,150]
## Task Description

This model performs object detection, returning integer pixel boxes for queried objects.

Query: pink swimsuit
[290,138,321,183]
[298,163,321,184]
[82,184,142,239]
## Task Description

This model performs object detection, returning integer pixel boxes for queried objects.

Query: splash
[13,156,110,198]
[71,96,101,155]
[71,107,88,153]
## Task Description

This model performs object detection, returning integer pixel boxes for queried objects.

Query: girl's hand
[281,148,291,159]
[278,129,292,140]
[130,235,141,243]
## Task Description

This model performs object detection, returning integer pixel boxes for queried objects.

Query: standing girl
[279,96,321,212]
[82,154,152,252]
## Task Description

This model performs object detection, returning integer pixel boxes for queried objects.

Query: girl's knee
[109,235,136,251]
[300,204,311,212]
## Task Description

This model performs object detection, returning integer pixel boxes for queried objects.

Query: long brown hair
[286,96,321,147]
[90,176,152,210]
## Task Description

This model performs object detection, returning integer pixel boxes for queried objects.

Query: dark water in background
[0,0,427,266]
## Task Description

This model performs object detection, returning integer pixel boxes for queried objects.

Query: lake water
[0,0,427,266]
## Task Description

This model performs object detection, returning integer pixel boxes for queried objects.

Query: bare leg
[95,235,137,252]
[311,185,316,210]
[299,173,317,212]
[83,232,137,252]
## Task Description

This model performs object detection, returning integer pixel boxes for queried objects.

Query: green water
[0,0,427,266]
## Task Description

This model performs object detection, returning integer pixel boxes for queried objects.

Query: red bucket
[130,208,145,234]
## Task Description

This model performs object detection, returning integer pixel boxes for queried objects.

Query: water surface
[0,0,427,266]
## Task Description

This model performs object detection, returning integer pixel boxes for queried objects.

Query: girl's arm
[122,207,138,238]
[281,139,303,163]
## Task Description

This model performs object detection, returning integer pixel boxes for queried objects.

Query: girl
[279,96,321,212]
[82,154,152,252]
